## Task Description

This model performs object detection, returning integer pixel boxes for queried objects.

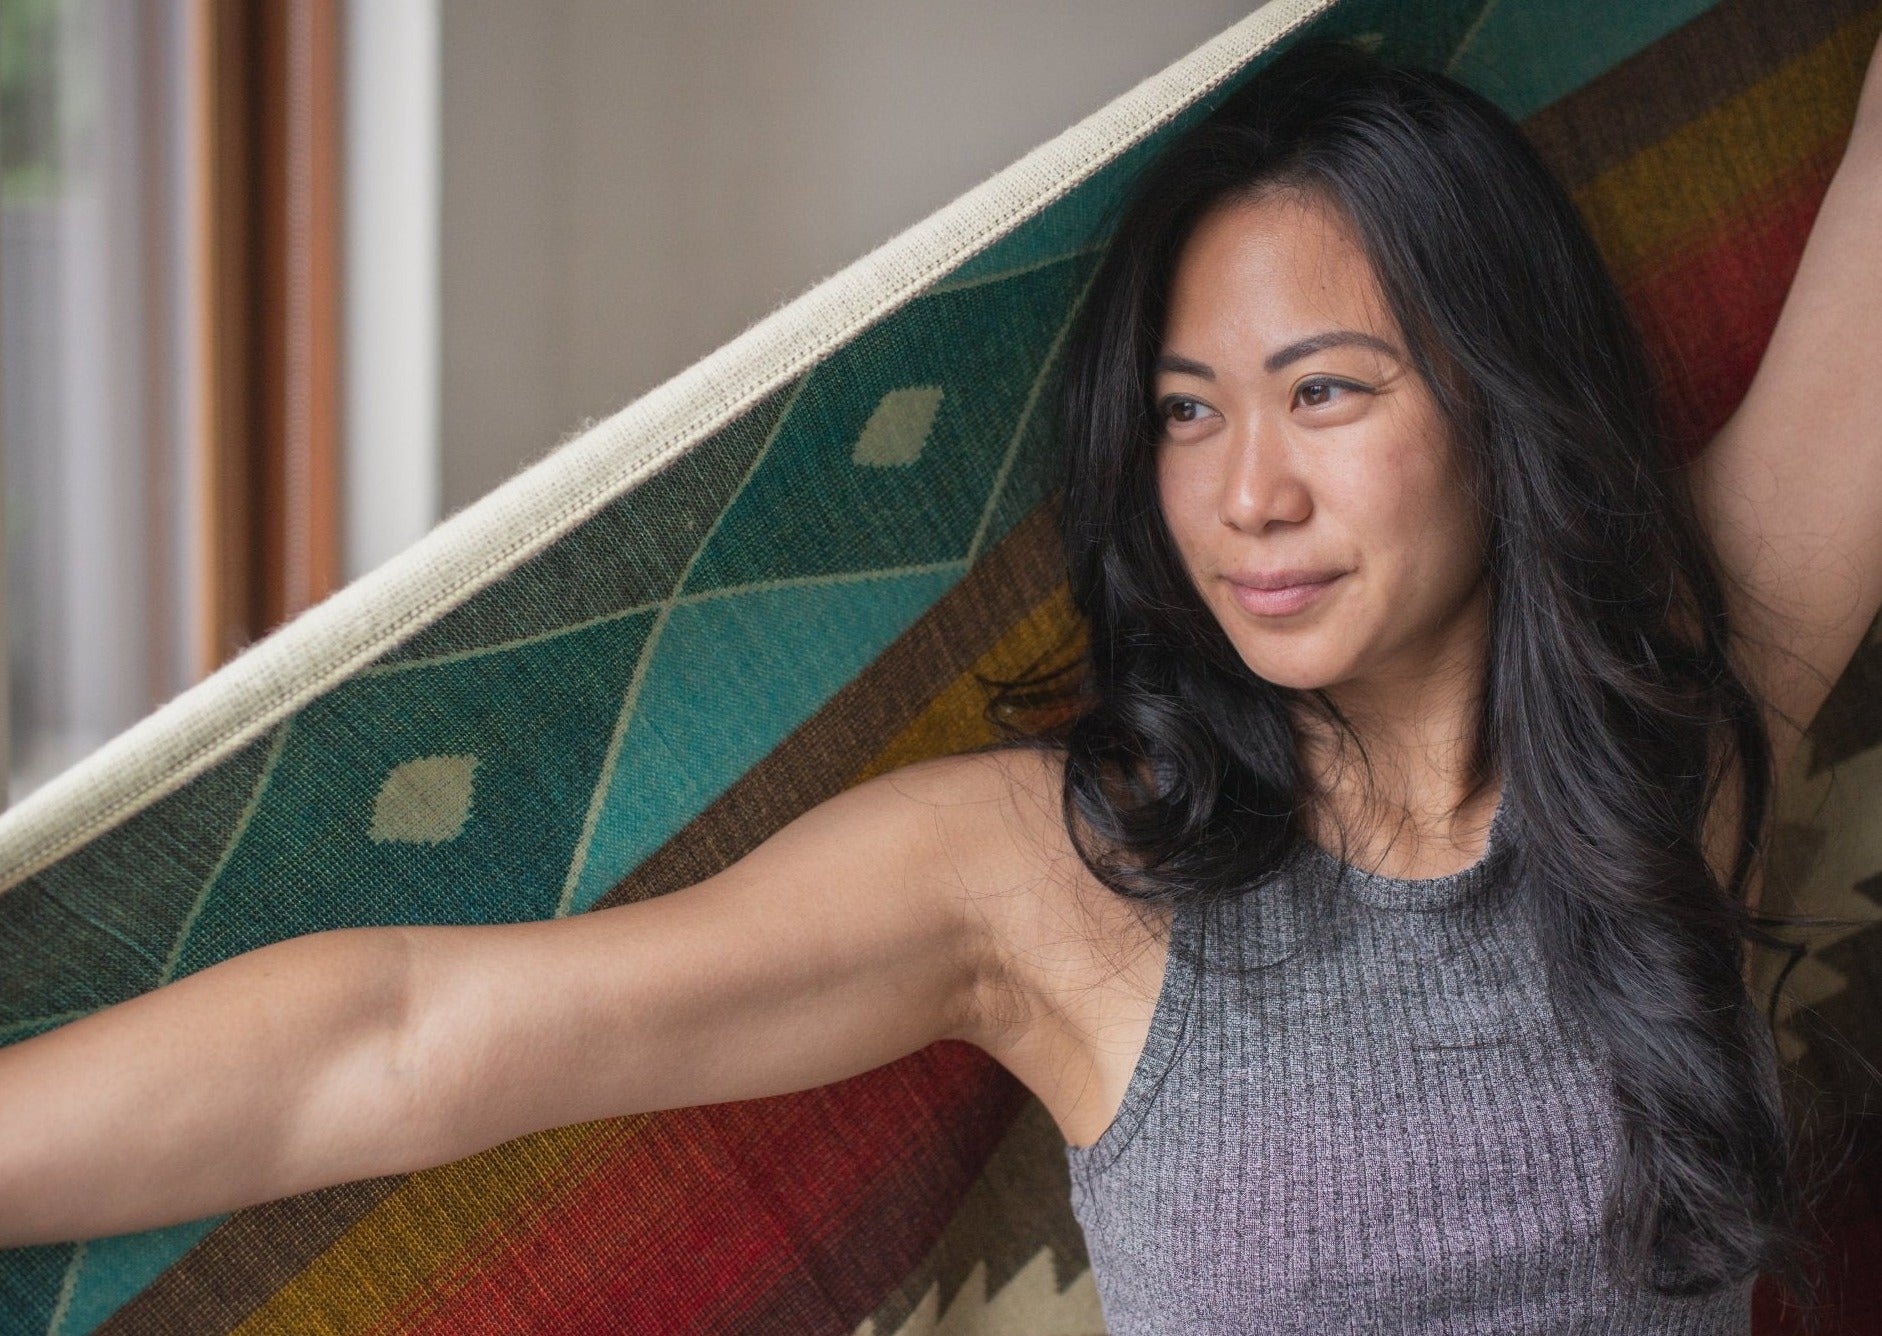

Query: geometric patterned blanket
[2,0,1879,1329]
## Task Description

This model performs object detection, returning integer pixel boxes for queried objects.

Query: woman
[4,32,1879,1331]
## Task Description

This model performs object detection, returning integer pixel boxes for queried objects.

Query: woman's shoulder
[856,745,1104,911]
[856,741,1064,801]
[850,746,1086,923]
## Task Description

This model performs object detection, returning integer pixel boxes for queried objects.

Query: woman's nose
[1217,422,1310,531]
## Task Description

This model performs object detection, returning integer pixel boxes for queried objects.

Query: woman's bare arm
[0,926,410,1245]
[0,753,1022,1247]
[1682,30,1882,785]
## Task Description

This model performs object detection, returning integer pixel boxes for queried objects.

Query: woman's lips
[1227,572,1344,617]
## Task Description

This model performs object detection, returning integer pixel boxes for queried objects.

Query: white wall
[434,0,1255,517]
[343,0,441,582]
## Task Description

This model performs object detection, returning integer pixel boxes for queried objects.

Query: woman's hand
[0,752,1029,1247]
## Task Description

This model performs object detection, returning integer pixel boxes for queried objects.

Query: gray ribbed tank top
[1062,793,1756,1333]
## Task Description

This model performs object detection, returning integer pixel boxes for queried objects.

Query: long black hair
[1003,32,1812,1298]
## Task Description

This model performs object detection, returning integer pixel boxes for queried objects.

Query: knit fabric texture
[1064,794,1759,1333]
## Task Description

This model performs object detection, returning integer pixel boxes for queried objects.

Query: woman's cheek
[1155,459,1215,557]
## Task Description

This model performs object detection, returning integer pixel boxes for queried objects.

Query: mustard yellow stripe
[233,1117,642,1335]
[1574,10,1882,282]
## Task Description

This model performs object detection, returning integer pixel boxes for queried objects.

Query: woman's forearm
[0,927,411,1247]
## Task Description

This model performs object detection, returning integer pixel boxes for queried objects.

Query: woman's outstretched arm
[1682,28,1882,784]
[0,753,1019,1247]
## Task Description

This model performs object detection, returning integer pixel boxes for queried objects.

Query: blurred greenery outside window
[1,0,201,807]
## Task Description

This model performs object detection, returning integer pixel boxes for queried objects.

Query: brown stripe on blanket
[95,500,1066,1332]
[1521,0,1879,191]
[94,1178,406,1336]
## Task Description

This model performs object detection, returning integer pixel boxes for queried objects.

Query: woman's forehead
[1166,196,1392,333]
[1165,192,1395,350]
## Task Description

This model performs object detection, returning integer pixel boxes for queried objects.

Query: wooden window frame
[199,0,342,671]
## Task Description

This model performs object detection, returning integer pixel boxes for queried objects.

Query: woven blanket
[2,0,1879,1330]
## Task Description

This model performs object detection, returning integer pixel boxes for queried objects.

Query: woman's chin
[1230,650,1348,693]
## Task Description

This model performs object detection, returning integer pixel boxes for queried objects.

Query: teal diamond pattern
[679,251,1097,593]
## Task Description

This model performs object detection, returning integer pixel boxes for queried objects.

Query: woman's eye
[1296,378,1356,409]
[1161,396,1208,425]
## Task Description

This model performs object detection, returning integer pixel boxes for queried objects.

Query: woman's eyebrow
[1264,329,1402,372]
[1153,352,1215,380]
[1153,331,1403,381]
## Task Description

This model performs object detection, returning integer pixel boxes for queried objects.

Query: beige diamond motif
[371,754,480,845]
[852,386,943,467]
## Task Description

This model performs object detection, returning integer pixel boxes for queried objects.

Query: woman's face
[1153,187,1489,710]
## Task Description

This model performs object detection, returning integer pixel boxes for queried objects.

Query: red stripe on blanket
[1625,141,1844,460]
[377,1045,1021,1333]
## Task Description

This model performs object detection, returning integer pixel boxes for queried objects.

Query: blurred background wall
[0,0,1254,805]
[434,1,1253,515]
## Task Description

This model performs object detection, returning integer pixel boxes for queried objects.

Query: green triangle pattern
[375,382,794,666]
[570,567,962,912]
[680,253,1097,594]
[170,609,656,977]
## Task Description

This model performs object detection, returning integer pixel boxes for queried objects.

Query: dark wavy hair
[999,32,1816,1299]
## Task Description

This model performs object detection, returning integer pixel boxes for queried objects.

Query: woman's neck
[1291,659,1496,878]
